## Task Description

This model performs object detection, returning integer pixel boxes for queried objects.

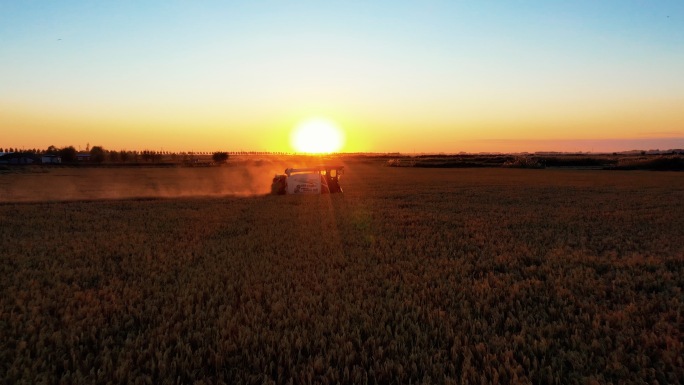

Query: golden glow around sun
[290,118,345,153]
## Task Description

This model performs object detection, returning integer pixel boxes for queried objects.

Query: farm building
[0,153,39,164]
[42,155,62,164]
[76,153,91,161]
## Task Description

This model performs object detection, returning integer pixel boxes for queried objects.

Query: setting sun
[290,118,345,153]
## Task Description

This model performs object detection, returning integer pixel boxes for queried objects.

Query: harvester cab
[271,165,344,195]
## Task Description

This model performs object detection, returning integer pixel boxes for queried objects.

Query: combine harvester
[271,165,344,195]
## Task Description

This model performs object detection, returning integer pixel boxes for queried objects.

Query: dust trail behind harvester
[0,158,332,202]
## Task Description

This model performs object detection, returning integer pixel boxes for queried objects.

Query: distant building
[42,155,62,164]
[0,153,38,164]
[76,153,91,161]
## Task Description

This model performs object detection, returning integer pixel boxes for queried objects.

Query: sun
[290,118,345,153]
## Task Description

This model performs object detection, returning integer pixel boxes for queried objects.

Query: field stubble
[1,163,683,384]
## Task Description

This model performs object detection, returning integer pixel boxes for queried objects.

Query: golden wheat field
[1,161,683,384]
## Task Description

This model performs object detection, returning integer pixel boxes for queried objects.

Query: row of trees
[43,145,106,163]
[1,147,44,154]
[1,147,291,156]
[1,145,230,164]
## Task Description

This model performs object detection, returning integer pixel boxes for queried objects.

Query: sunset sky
[1,1,683,153]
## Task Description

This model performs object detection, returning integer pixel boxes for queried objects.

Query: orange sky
[2,2,683,153]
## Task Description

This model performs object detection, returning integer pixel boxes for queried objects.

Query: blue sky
[1,1,683,152]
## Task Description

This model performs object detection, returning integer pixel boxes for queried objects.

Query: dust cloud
[0,159,307,202]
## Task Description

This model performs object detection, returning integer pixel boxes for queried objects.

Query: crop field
[1,161,683,384]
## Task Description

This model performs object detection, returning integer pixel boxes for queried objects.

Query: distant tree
[120,150,129,162]
[90,146,105,163]
[108,150,119,162]
[58,146,77,162]
[212,152,229,163]
[46,145,58,155]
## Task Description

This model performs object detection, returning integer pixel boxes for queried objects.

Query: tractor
[271,165,344,195]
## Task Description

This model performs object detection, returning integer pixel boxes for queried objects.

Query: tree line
[0,145,239,164]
